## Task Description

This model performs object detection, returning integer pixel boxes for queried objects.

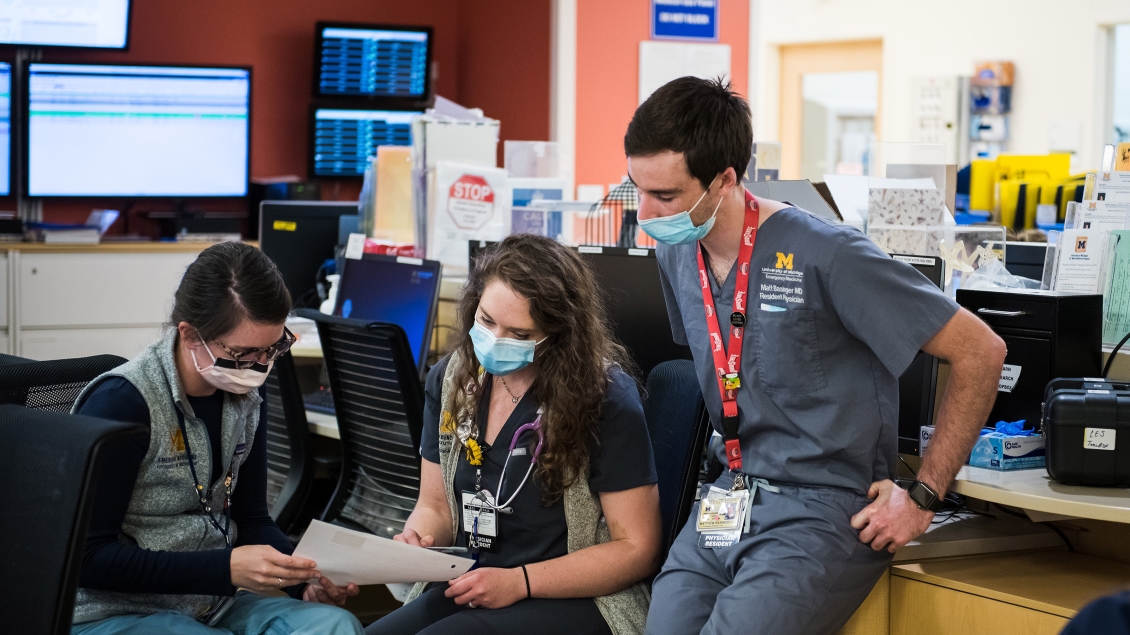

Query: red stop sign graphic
[447,174,496,231]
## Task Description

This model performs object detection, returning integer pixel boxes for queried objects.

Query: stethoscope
[474,408,545,513]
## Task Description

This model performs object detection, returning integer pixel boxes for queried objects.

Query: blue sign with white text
[651,0,718,41]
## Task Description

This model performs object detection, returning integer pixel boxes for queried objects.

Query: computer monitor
[25,63,250,197]
[0,1,131,49]
[309,107,419,178]
[579,247,694,377]
[470,241,692,377]
[892,254,944,455]
[334,254,442,378]
[314,22,432,104]
[259,201,358,309]
[0,64,11,196]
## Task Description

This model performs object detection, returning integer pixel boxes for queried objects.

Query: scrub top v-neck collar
[476,375,540,461]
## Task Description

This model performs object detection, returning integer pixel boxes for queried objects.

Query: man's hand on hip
[850,480,933,553]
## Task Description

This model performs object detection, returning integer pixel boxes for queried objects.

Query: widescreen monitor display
[310,108,417,177]
[315,23,431,100]
[0,64,11,196]
[334,255,441,375]
[0,0,130,49]
[27,64,250,197]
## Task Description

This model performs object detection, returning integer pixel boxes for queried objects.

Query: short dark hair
[169,241,291,341]
[624,76,752,189]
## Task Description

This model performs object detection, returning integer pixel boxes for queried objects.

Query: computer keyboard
[303,387,336,415]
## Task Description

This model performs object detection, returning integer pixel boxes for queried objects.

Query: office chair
[0,405,148,634]
[263,351,316,536]
[0,354,127,411]
[295,309,424,539]
[642,359,712,559]
[0,353,33,365]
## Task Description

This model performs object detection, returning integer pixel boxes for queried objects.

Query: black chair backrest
[0,355,127,411]
[643,359,712,557]
[0,405,148,634]
[263,351,315,536]
[296,309,424,538]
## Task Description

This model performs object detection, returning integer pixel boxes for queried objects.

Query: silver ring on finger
[468,601,476,609]
[278,577,284,589]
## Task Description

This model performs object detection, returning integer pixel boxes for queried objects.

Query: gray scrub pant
[647,473,892,635]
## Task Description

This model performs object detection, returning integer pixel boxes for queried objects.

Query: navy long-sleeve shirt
[76,377,301,597]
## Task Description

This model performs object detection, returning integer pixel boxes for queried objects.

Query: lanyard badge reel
[176,415,233,547]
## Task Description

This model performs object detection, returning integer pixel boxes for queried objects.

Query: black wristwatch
[907,480,944,513]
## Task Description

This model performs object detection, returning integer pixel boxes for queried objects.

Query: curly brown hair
[447,234,636,502]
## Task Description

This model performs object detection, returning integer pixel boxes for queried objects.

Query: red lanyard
[695,189,759,471]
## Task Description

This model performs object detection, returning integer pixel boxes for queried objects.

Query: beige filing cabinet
[5,243,212,360]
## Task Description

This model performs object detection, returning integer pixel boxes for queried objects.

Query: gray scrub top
[657,206,960,494]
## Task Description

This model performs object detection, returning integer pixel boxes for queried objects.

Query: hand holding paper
[292,520,474,587]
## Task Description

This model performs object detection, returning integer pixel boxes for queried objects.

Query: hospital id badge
[695,486,748,533]
[462,491,499,552]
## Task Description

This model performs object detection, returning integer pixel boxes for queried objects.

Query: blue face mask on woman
[470,321,546,376]
[638,175,723,245]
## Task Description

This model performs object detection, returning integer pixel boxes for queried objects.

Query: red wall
[27,0,550,230]
[576,0,749,191]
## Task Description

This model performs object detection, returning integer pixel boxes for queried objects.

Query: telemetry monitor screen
[310,108,417,177]
[27,64,250,197]
[316,23,431,100]
[0,64,10,196]
[0,0,130,48]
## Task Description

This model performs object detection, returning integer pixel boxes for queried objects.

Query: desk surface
[306,409,339,440]
[893,551,1130,618]
[1,241,230,254]
[952,465,1130,524]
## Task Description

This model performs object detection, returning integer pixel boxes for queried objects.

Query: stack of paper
[292,520,473,587]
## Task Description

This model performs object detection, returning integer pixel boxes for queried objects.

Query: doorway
[779,39,883,180]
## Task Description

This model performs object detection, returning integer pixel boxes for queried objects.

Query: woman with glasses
[69,242,363,635]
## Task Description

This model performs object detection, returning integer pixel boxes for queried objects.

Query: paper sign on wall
[998,364,1021,393]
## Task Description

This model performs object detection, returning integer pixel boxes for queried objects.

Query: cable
[1041,522,1075,553]
[993,504,1074,552]
[897,455,918,477]
[1102,329,1130,377]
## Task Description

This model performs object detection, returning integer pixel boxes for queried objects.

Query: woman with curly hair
[366,234,661,635]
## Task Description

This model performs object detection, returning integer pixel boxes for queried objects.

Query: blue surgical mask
[470,321,545,376]
[638,176,723,245]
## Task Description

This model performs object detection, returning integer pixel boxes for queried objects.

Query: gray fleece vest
[69,329,262,624]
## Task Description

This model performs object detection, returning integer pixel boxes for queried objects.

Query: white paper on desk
[292,520,473,587]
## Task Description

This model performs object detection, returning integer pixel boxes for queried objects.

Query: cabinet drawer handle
[977,308,1026,317]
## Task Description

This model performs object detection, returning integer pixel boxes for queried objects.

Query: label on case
[1084,428,1116,451]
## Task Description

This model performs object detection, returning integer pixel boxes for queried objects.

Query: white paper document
[292,520,473,587]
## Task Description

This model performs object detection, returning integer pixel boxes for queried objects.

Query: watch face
[910,482,939,511]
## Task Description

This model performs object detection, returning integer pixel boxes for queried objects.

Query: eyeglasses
[209,327,296,370]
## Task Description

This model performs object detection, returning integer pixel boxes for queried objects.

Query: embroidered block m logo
[775,252,794,270]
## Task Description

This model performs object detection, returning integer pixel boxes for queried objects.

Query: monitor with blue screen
[25,63,250,197]
[314,22,432,102]
[0,64,11,196]
[310,107,419,178]
[334,254,442,378]
[0,0,130,48]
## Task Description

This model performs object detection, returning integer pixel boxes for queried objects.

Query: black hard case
[957,289,1102,427]
[1042,378,1130,487]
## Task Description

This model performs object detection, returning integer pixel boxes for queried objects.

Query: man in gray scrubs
[627,77,1007,635]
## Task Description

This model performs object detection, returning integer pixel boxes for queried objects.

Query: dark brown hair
[624,76,753,188]
[449,234,635,502]
[169,241,291,340]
